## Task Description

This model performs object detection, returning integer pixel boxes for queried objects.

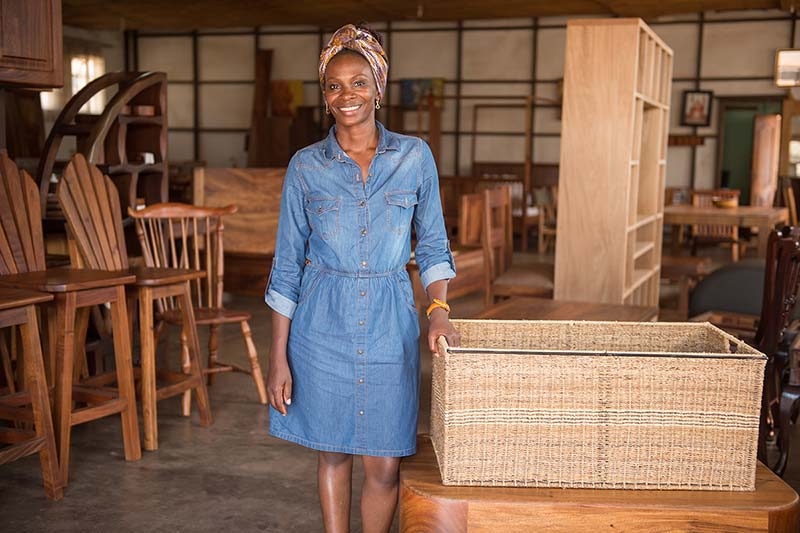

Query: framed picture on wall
[775,49,800,87]
[680,90,713,127]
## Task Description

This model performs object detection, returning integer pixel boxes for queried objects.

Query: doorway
[716,96,782,205]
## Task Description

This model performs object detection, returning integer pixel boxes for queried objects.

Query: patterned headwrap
[319,24,388,102]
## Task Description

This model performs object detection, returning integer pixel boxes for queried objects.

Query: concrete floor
[2,254,800,531]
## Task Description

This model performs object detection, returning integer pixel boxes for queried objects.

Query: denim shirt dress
[265,121,456,457]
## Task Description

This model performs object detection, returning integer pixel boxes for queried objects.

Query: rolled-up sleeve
[265,155,309,319]
[414,140,456,290]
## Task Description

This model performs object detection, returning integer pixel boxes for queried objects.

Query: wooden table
[664,204,789,256]
[475,296,658,322]
[400,436,799,532]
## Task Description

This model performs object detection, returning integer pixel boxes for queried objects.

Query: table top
[664,204,789,225]
[401,435,799,513]
[474,297,658,322]
[0,267,136,292]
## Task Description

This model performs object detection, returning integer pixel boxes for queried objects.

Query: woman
[265,24,460,532]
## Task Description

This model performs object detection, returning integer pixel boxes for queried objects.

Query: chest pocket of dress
[385,191,418,235]
[306,197,340,240]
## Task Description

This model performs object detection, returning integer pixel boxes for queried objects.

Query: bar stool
[57,154,212,451]
[0,152,141,486]
[0,288,62,500]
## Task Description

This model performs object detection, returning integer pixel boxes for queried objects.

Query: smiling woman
[263,23,460,532]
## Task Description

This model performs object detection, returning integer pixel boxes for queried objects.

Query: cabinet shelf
[634,92,668,110]
[627,213,660,232]
[633,241,655,260]
[624,266,660,299]
[118,115,163,126]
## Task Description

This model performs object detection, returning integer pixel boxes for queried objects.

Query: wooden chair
[457,193,483,247]
[752,227,800,475]
[0,288,62,500]
[482,186,553,306]
[127,203,267,412]
[0,152,141,485]
[691,189,742,261]
[57,154,212,452]
[660,255,713,320]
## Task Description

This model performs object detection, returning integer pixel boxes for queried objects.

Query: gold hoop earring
[375,100,381,110]
[325,103,330,115]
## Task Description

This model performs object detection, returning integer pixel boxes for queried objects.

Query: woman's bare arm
[268,310,293,415]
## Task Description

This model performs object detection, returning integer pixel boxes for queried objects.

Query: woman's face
[323,52,377,128]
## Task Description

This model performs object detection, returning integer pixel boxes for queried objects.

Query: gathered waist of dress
[305,263,407,278]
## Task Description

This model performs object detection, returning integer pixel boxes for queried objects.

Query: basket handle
[435,335,449,357]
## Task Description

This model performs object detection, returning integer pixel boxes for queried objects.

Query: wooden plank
[198,167,284,255]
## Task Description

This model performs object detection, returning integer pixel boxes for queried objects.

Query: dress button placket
[355,181,369,449]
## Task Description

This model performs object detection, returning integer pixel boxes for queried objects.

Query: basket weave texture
[431,320,766,491]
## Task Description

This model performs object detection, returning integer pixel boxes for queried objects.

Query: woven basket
[431,320,766,491]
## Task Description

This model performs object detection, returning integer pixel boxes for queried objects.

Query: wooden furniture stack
[0,153,142,486]
[57,154,213,451]
[554,19,672,307]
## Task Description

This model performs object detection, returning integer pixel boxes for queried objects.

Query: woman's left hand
[427,309,460,355]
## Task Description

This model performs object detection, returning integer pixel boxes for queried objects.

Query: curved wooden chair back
[128,203,237,311]
[56,154,129,271]
[755,227,800,356]
[482,185,513,283]
[0,153,46,274]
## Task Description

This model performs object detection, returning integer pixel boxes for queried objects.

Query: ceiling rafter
[62,0,784,30]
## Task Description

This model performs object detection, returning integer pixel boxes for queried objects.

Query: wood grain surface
[400,436,799,532]
[194,167,284,256]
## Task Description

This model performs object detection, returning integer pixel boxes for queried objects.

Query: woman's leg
[361,456,401,533]
[318,451,354,533]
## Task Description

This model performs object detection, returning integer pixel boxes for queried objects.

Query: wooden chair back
[0,153,46,274]
[128,203,237,311]
[56,154,129,271]
[482,186,513,283]
[754,227,800,356]
[691,189,740,241]
[458,193,483,247]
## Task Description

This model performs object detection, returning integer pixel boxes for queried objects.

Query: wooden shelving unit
[554,18,672,307]
[37,72,169,217]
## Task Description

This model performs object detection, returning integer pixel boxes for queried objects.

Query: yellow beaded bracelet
[425,298,451,319]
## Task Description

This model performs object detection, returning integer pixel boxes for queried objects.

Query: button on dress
[265,121,456,457]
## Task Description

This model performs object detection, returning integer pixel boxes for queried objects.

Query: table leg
[138,286,158,451]
[757,223,771,256]
[53,292,76,485]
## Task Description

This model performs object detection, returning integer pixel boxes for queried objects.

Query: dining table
[664,204,789,256]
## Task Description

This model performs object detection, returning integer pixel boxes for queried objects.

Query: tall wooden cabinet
[554,18,672,307]
[0,0,63,87]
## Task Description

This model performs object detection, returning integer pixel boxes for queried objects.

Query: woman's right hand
[267,357,293,416]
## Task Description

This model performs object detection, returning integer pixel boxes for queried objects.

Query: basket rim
[442,319,765,360]
[445,347,766,360]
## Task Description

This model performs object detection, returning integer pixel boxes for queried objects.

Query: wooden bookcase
[554,18,672,307]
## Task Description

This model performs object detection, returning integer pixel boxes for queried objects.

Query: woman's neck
[335,120,378,155]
